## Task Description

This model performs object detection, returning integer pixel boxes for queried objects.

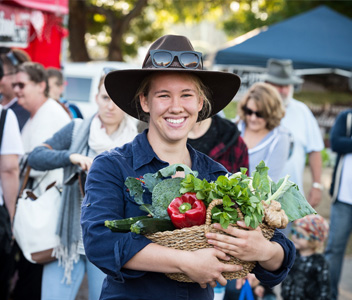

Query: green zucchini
[105,216,150,232]
[130,218,175,234]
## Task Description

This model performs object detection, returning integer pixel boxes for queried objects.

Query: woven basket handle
[205,198,244,226]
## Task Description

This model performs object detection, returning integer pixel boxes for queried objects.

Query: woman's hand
[123,243,243,289]
[69,153,93,171]
[205,221,284,271]
[179,248,243,289]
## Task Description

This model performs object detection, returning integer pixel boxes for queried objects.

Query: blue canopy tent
[214,5,352,78]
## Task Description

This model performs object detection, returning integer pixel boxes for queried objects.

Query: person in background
[0,48,31,130]
[223,81,290,300]
[263,59,324,207]
[80,34,295,300]
[325,108,352,300]
[281,214,330,300]
[237,82,291,182]
[188,114,249,174]
[47,67,83,119]
[0,103,24,299]
[27,74,137,299]
[11,62,71,300]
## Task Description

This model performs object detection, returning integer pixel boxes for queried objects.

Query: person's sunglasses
[6,51,20,67]
[102,67,117,76]
[291,227,314,240]
[150,50,203,69]
[243,106,264,118]
[12,82,26,89]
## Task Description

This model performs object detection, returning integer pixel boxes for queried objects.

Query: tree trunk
[68,0,90,61]
[107,0,148,61]
[108,20,124,61]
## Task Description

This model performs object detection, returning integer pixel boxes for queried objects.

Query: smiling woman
[80,35,295,300]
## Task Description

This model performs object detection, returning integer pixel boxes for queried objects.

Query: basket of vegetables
[105,161,316,282]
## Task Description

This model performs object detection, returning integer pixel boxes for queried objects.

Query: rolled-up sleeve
[252,229,295,287]
[81,153,152,281]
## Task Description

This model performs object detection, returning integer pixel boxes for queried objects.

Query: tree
[222,0,352,37]
[68,0,227,62]
[69,0,90,61]
[68,0,352,62]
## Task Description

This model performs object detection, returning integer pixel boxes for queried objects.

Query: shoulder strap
[0,108,8,151]
[57,101,73,119]
[17,143,54,199]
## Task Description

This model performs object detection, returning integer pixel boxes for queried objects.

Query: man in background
[325,109,352,300]
[46,67,83,119]
[263,58,324,208]
[0,48,30,130]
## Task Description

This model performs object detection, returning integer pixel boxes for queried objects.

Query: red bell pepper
[167,192,206,229]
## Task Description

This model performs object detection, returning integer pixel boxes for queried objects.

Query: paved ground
[77,166,352,300]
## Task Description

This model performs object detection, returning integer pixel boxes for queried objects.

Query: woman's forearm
[257,241,284,271]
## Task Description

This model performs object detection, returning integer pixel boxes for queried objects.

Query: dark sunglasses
[243,106,264,118]
[150,50,203,69]
[0,51,20,67]
[12,82,26,89]
[6,51,20,67]
[291,227,313,240]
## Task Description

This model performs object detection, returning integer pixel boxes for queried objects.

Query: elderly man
[263,59,324,208]
[11,62,71,300]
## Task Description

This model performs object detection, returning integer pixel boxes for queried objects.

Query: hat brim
[105,68,241,122]
[263,74,303,86]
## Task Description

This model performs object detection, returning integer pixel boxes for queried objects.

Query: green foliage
[180,167,264,229]
[125,177,144,205]
[295,91,352,106]
[152,178,182,219]
[125,164,198,219]
[222,1,352,39]
[180,161,315,228]
[269,177,316,222]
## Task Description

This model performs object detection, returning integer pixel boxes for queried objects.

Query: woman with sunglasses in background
[11,61,71,300]
[237,82,292,181]
[80,35,295,300]
[27,74,138,299]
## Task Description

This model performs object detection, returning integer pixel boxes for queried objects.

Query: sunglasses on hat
[150,50,203,69]
[243,106,264,118]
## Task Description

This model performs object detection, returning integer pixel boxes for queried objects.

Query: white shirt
[0,106,24,205]
[338,153,352,205]
[281,98,324,192]
[21,98,71,196]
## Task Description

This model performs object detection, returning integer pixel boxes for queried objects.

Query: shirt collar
[132,130,161,170]
[131,130,226,176]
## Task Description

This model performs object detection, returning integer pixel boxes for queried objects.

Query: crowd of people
[0,34,350,300]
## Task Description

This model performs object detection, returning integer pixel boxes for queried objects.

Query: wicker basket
[146,198,275,282]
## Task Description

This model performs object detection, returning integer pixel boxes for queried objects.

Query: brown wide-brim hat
[105,34,241,122]
[263,58,303,86]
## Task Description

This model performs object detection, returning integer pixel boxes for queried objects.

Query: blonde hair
[238,82,285,131]
[134,72,212,122]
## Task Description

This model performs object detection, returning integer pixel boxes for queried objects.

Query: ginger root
[261,200,289,229]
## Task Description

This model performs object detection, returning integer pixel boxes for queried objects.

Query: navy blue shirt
[81,131,295,300]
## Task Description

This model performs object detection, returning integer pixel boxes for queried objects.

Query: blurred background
[1,0,351,298]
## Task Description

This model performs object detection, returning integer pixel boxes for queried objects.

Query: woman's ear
[139,94,150,113]
[198,97,204,112]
